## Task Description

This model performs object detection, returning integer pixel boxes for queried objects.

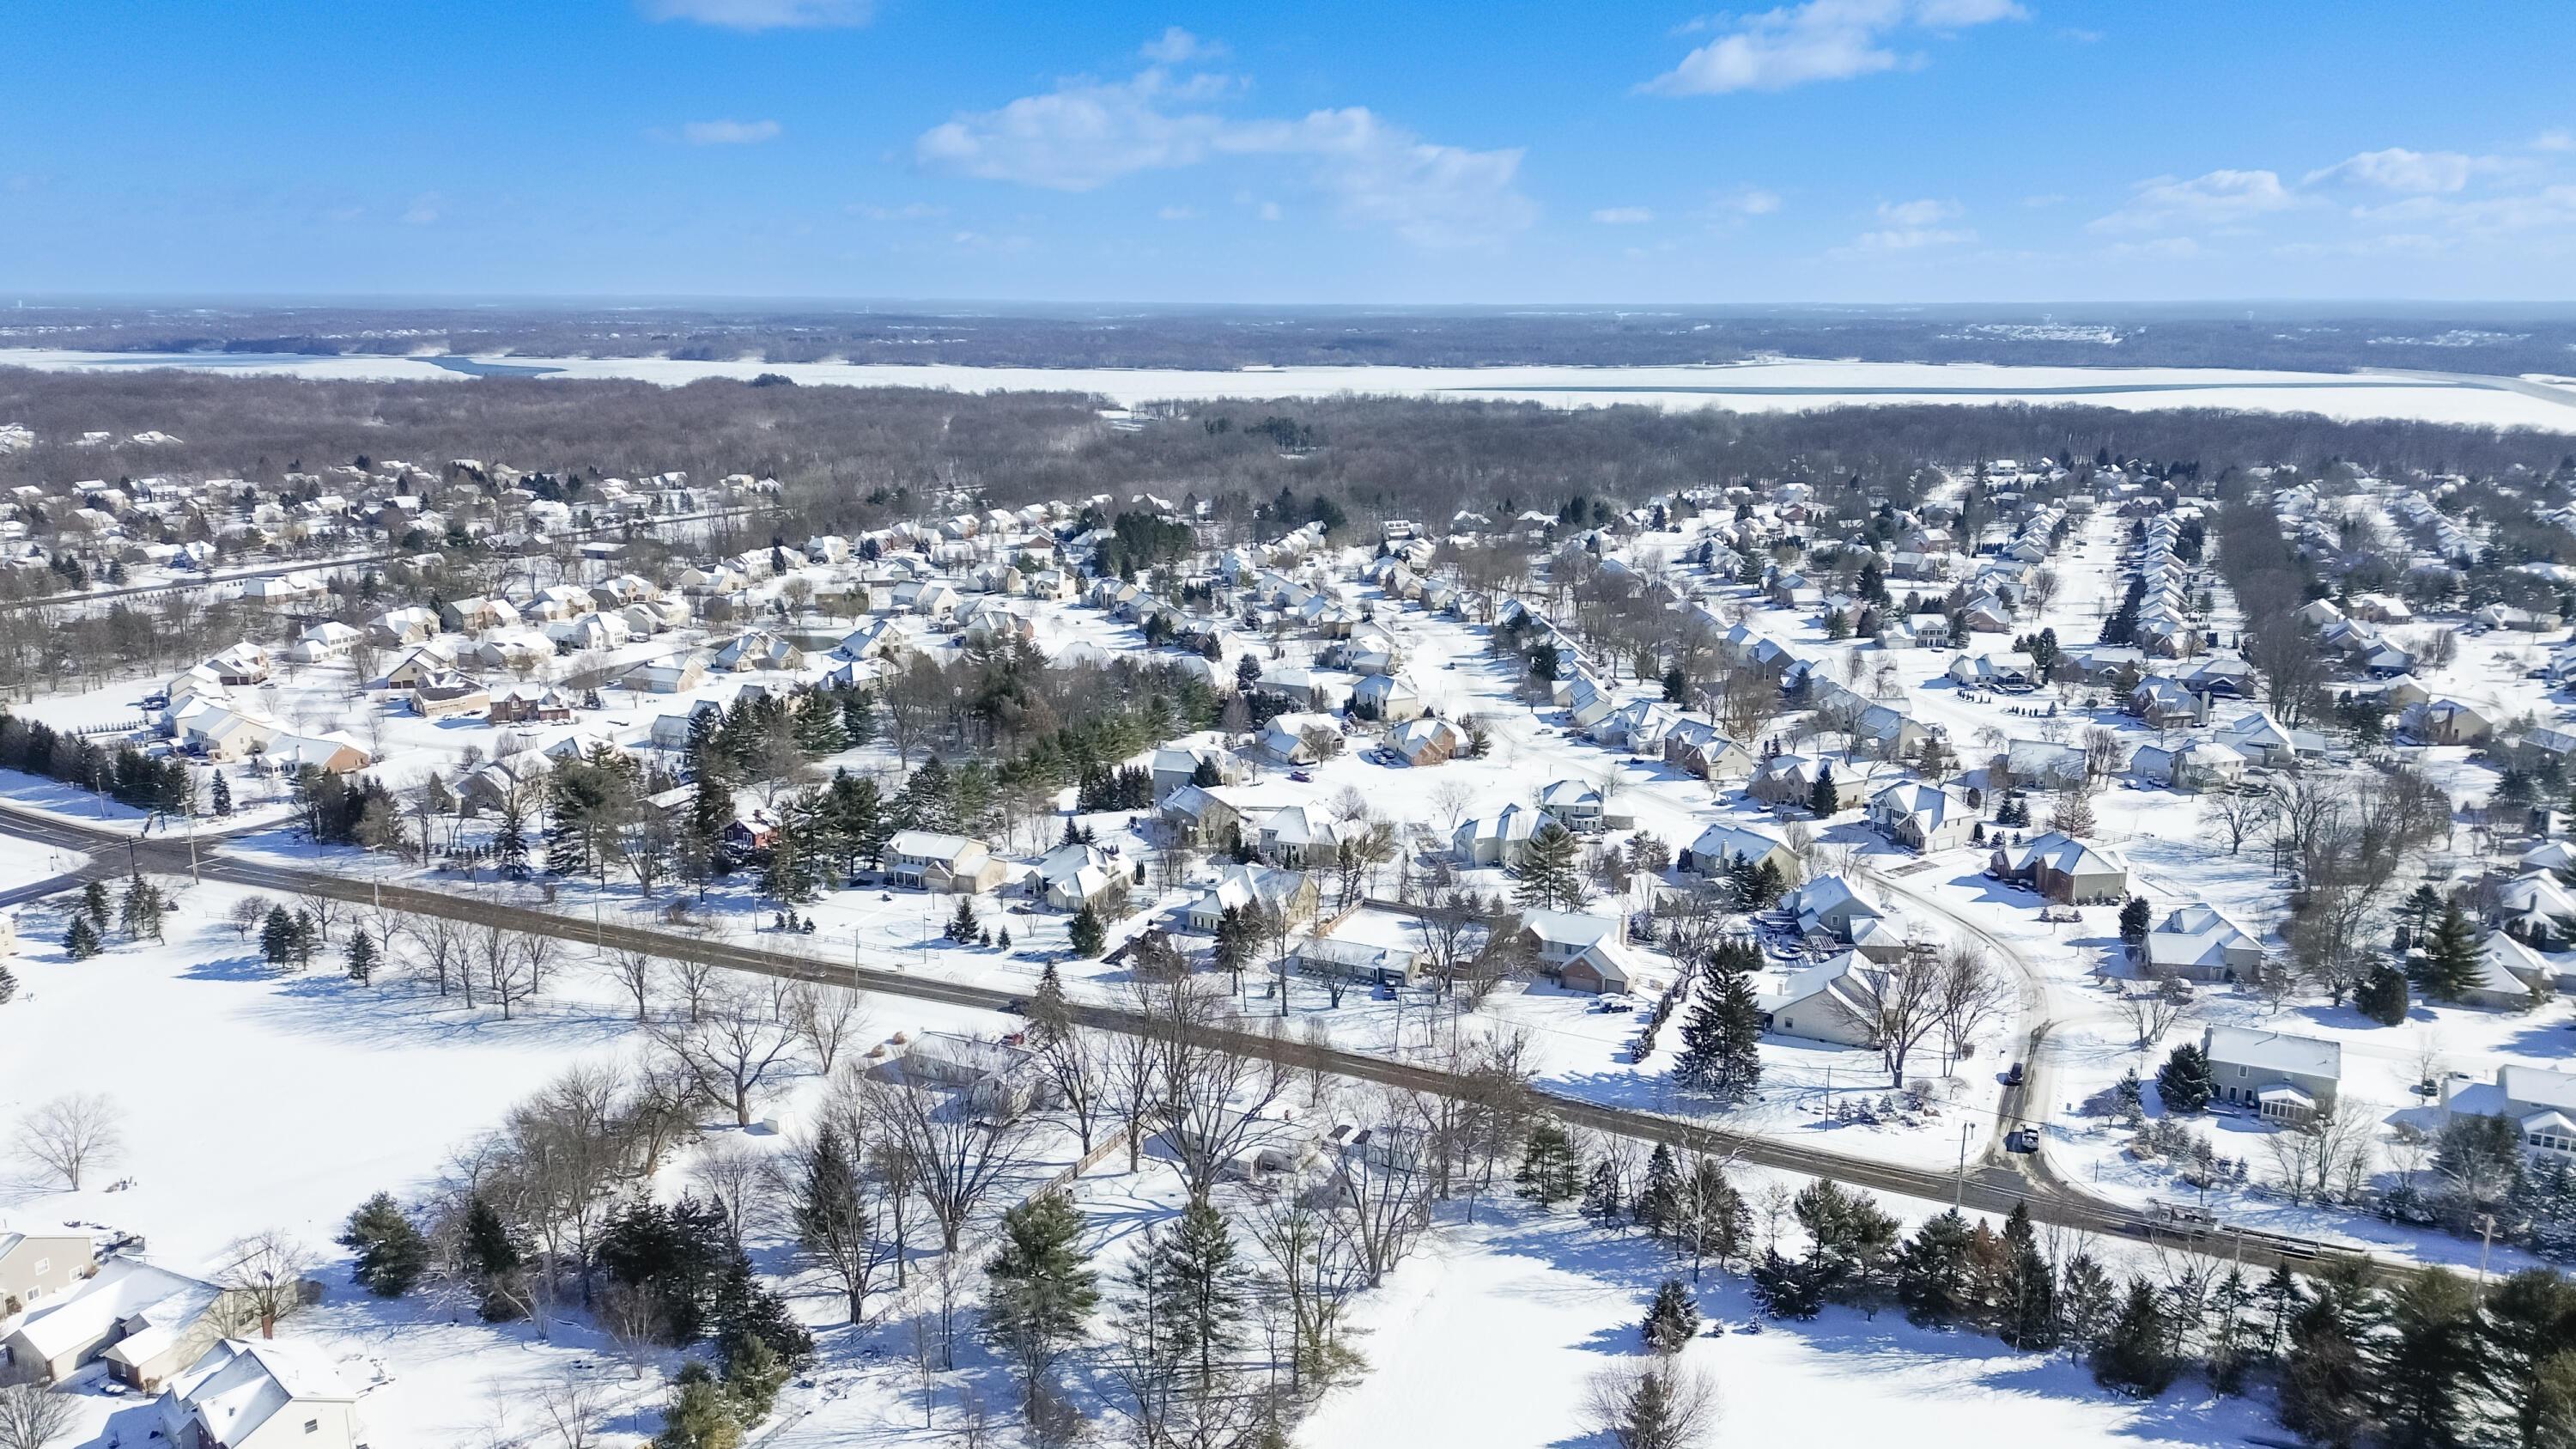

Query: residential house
[2202,1025,2341,1120]
[886,831,1008,895]
[1,1257,234,1390]
[2005,739,2088,790]
[1259,713,1345,766]
[488,685,577,725]
[1781,876,1886,943]
[618,655,710,695]
[1350,673,1427,721]
[1757,954,1881,1048]
[1454,803,1556,868]
[1537,779,1607,831]
[2127,741,2247,794]
[0,1230,93,1319]
[1867,781,1978,853]
[2402,697,2497,746]
[2140,904,2264,983]
[1185,864,1317,933]
[155,1338,365,1449]
[406,673,489,719]
[1662,719,1755,782]
[2441,1066,2576,1162]
[1990,831,2129,904]
[890,1032,1049,1117]
[1387,716,1468,767]
[1682,821,1798,880]
[1149,742,1248,801]
[1747,752,1825,807]
[1521,910,1634,995]
[1027,843,1119,913]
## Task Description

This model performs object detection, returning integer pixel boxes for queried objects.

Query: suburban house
[1,1257,236,1390]
[885,831,1008,894]
[1781,875,1886,943]
[1258,712,1345,766]
[1947,651,2037,691]
[2139,904,2265,983]
[1293,935,1426,989]
[888,1032,1049,1117]
[2441,1066,2576,1161]
[2005,739,2088,790]
[1149,742,1247,800]
[0,1229,94,1318]
[1662,718,1755,782]
[1520,910,1634,995]
[406,673,489,719]
[1351,673,1428,721]
[1387,715,1468,767]
[1184,864,1316,933]
[1867,782,1978,853]
[1026,843,1118,913]
[1682,821,1798,881]
[1454,803,1556,868]
[1747,752,1825,807]
[1537,778,1607,831]
[1990,831,2130,904]
[2403,697,2497,746]
[1758,954,1881,1048]
[155,1338,366,1449]
[488,685,577,725]
[2127,740,2247,794]
[2202,1025,2342,1120]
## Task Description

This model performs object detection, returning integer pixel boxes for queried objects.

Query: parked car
[2002,1062,2026,1087]
[1289,770,1313,782]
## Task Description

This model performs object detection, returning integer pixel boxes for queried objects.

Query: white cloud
[849,201,945,220]
[2302,147,2488,194]
[1876,196,1959,226]
[401,193,441,226]
[1157,204,1200,221]
[1718,186,1783,216]
[2089,168,2300,232]
[1592,206,1655,224]
[640,0,872,28]
[1256,200,1283,222]
[679,119,782,145]
[1850,224,1974,250]
[1141,27,1225,64]
[2535,129,2574,153]
[917,67,1534,247]
[1644,0,2024,97]
[2105,236,2202,259]
[2020,192,2065,207]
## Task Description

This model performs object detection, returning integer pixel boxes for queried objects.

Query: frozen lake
[7,348,2576,429]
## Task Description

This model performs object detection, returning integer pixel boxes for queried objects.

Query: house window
[307,1420,321,1434]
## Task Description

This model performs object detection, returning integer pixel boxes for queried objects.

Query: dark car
[2005,1127,2041,1154]
[2002,1062,2026,1087]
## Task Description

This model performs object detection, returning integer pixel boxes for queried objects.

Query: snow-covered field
[7,350,2575,429]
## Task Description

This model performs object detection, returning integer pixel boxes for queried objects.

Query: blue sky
[3,0,2572,303]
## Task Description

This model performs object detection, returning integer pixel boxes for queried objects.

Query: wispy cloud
[1140,26,1225,64]
[2089,168,2300,232]
[1842,196,1971,250]
[2302,147,2491,195]
[1591,206,1655,224]
[915,51,1534,248]
[849,201,946,221]
[1157,204,1200,221]
[1644,0,2025,97]
[677,119,782,145]
[2536,129,2575,153]
[639,0,872,29]
[401,193,441,226]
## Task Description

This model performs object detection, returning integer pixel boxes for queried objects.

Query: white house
[1867,782,1977,853]
[1520,910,1633,994]
[1454,803,1555,868]
[2202,1025,2341,1120]
[155,1338,365,1449]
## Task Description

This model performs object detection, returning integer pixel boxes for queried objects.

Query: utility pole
[2477,1212,2498,1302]
[1954,1119,1972,1207]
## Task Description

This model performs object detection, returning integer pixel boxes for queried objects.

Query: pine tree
[344,930,378,985]
[1580,1159,1625,1229]
[338,1191,429,1296]
[2413,900,2486,1002]
[2155,1042,2214,1112]
[118,877,163,941]
[1515,1118,1583,1205]
[2118,896,2151,943]
[2279,1261,2384,1449]
[64,913,102,960]
[1994,1204,2059,1351]
[1068,904,1106,958]
[2358,960,2412,1026]
[82,879,109,928]
[1136,1203,1249,1403]
[462,1195,526,1321]
[210,770,233,817]
[793,1123,876,1324]
[0,961,16,1004]
[2377,1266,2481,1449]
[1673,965,1764,1103]
[1895,1209,1977,1326]
[984,1192,1098,1413]
[1516,821,1587,912]
[1808,764,1839,817]
[2058,1251,2119,1355]
[1635,1143,1680,1242]
[1662,666,1688,704]
[1026,959,1072,1048]
[762,828,817,905]
[1640,1279,1701,1355]
[946,896,981,943]
[654,1362,743,1449]
[2482,1268,2576,1449]
[2203,1265,2257,1395]
[2091,1276,2178,1397]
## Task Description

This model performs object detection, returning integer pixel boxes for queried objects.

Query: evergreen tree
[1662,666,1688,704]
[2155,1043,2214,1112]
[1994,1204,2059,1351]
[792,1124,877,1324]
[1514,1117,1583,1204]
[1634,1143,1680,1241]
[2358,960,2413,1026]
[338,1191,429,1296]
[210,770,233,817]
[985,1192,1098,1415]
[1673,1156,1749,1280]
[1895,1209,1978,1326]
[1640,1278,1700,1356]
[712,1253,812,1374]
[344,929,378,985]
[0,961,16,1004]
[653,1361,742,1449]
[2482,1268,2576,1449]
[2413,900,2486,1002]
[2118,896,2152,943]
[2203,1265,2257,1395]
[82,879,109,928]
[1026,959,1072,1048]
[462,1195,526,1320]
[946,896,981,943]
[2058,1251,2119,1355]
[1673,965,1765,1103]
[1068,904,1106,958]
[1808,764,1839,817]
[2279,1261,2385,1449]
[1127,1203,1249,1409]
[1581,1159,1625,1229]
[2091,1277,2178,1397]
[2376,1266,2482,1449]
[64,913,102,960]
[1516,821,1587,912]
[258,904,300,967]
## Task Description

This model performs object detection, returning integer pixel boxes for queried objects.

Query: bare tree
[1036,1023,1109,1154]
[1933,942,2013,1069]
[1332,1083,1438,1285]
[2199,787,2276,856]
[653,983,807,1127]
[1428,778,1478,837]
[1585,1358,1719,1449]
[408,911,472,1002]
[212,1230,317,1339]
[2119,977,2197,1049]
[1244,1184,1368,1402]
[14,1092,123,1191]
[0,1381,76,1449]
[526,1381,611,1449]
[665,958,720,1024]
[1866,945,1948,1087]
[867,1076,1036,1252]
[602,947,656,1022]
[2263,1098,2379,1206]
[785,981,870,1076]
[690,1138,767,1251]
[1147,980,1295,1208]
